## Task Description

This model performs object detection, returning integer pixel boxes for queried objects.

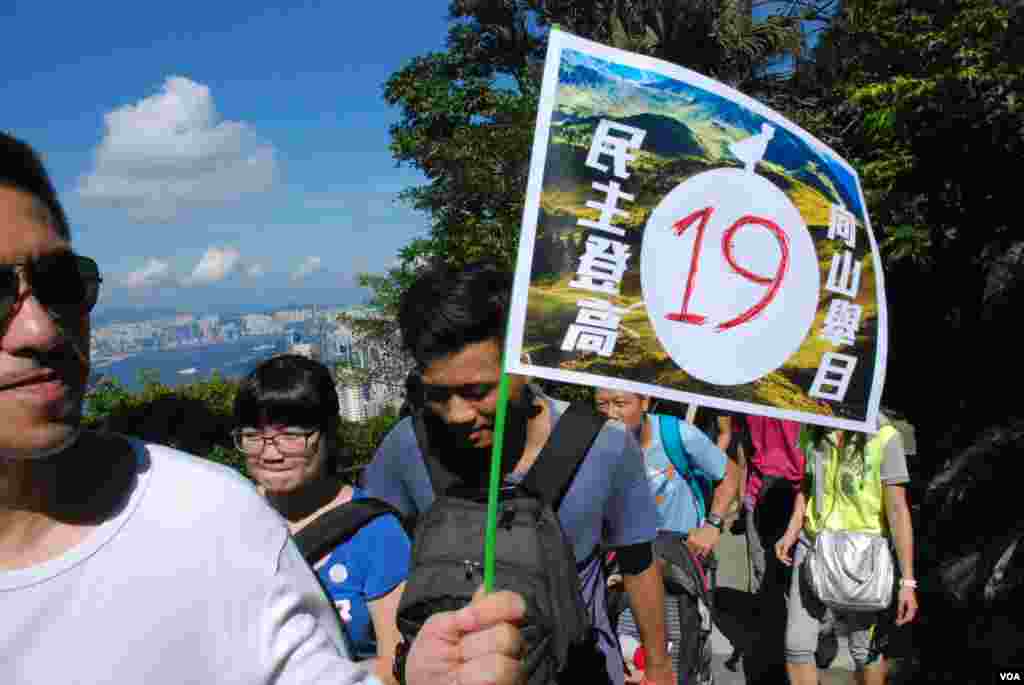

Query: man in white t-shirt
[0,132,525,685]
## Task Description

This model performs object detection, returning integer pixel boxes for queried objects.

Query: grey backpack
[396,404,611,685]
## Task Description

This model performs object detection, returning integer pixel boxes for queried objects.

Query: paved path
[706,517,857,684]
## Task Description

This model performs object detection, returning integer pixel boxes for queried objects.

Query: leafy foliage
[371,0,1024,460]
[336,411,402,483]
[378,0,805,281]
[793,0,1024,446]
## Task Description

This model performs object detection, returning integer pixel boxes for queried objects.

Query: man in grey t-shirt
[364,261,673,685]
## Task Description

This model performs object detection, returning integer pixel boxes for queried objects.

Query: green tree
[799,0,1024,447]
[355,1,807,387]
[378,0,804,278]
[336,411,401,483]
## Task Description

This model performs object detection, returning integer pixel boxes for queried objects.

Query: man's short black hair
[234,354,342,471]
[0,132,71,240]
[398,261,512,369]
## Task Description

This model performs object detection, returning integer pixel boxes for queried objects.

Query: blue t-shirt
[314,487,411,660]
[643,414,727,534]
[364,396,659,685]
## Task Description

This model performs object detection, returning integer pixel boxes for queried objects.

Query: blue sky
[2,1,455,316]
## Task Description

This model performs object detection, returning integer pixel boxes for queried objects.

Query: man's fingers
[455,590,527,636]
[458,622,524,664]
[454,653,524,685]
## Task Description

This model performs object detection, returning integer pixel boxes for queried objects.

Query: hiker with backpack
[235,354,410,685]
[363,262,674,685]
[594,390,739,685]
[775,416,918,685]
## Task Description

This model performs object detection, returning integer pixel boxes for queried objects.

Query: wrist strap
[899,578,917,589]
[705,513,724,530]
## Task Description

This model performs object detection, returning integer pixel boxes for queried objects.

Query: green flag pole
[483,368,511,593]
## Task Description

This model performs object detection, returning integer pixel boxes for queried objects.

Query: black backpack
[397,404,612,685]
[293,496,404,659]
[655,532,717,685]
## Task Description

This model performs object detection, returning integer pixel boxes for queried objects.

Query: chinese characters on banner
[809,204,865,403]
[561,122,646,357]
[505,29,888,433]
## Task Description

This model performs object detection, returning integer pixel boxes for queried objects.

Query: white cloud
[246,263,266,278]
[291,256,322,281]
[184,246,241,286]
[122,258,172,289]
[78,76,277,222]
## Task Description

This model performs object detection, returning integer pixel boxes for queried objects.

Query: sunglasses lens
[0,266,18,322]
[31,254,101,318]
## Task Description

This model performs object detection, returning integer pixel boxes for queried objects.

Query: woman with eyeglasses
[233,354,409,685]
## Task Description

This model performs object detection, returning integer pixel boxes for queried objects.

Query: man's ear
[640,396,652,414]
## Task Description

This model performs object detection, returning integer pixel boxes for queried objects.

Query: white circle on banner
[328,563,349,584]
[641,167,819,385]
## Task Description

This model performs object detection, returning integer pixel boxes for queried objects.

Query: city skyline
[89,302,406,422]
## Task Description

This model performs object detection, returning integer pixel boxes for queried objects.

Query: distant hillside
[560,63,609,90]
[557,112,705,158]
[92,306,188,325]
[554,60,864,214]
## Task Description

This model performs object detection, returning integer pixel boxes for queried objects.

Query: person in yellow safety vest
[775,416,919,685]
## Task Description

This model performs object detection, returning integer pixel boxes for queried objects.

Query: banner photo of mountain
[505,29,888,433]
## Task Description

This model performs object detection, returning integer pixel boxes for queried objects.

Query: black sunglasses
[0,253,102,327]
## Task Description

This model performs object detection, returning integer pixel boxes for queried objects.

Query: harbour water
[90,335,288,393]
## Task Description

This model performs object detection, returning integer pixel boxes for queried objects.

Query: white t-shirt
[2,438,381,685]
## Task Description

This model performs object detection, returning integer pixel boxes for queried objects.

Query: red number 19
[666,209,790,331]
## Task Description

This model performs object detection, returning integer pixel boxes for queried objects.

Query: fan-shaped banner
[505,29,888,433]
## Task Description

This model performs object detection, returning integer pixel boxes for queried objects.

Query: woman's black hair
[234,354,342,472]
[804,423,869,460]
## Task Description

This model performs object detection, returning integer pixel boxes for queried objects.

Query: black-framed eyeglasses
[232,428,321,456]
[0,253,102,330]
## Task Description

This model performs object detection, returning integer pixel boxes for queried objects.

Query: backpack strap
[521,403,607,509]
[658,414,708,520]
[412,412,460,496]
[294,497,402,564]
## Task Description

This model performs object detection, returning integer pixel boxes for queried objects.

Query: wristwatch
[705,513,724,531]
[393,639,410,685]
